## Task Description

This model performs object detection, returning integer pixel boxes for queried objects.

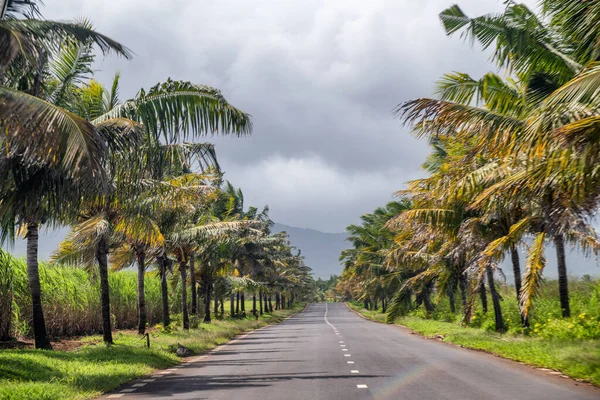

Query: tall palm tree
[0,19,128,349]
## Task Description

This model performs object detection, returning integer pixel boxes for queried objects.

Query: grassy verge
[346,302,600,386]
[0,305,303,400]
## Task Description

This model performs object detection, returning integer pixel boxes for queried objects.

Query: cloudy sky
[45,0,534,232]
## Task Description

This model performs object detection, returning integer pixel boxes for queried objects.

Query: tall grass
[0,251,172,339]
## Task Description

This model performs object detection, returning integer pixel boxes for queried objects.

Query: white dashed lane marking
[107,395,124,399]
[132,383,146,388]
[142,379,156,382]
[325,304,368,393]
[120,388,136,393]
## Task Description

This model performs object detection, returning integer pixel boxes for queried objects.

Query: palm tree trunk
[259,289,263,315]
[241,292,245,314]
[189,254,197,315]
[204,277,211,323]
[214,285,219,316]
[448,287,456,314]
[230,292,235,317]
[281,294,285,309]
[486,265,505,332]
[95,235,112,345]
[553,234,571,317]
[180,259,189,329]
[479,279,488,313]
[157,255,170,327]
[235,292,240,315]
[458,273,468,313]
[510,245,528,327]
[26,223,52,349]
[422,292,434,313]
[252,292,256,314]
[268,296,273,312]
[275,291,280,310]
[382,296,387,313]
[0,264,13,340]
[136,249,146,335]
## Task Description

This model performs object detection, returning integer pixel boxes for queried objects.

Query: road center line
[351,370,359,374]
[357,384,368,389]
[324,303,338,332]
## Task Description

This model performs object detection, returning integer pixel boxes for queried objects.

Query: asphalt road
[106,303,600,400]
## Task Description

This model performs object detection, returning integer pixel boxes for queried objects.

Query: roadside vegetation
[337,0,600,385]
[0,305,302,400]
[313,275,339,302]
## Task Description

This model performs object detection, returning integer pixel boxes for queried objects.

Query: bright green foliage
[0,305,302,400]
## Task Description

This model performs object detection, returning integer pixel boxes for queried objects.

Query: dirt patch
[0,340,30,350]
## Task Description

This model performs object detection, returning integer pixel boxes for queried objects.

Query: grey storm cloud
[44,0,533,232]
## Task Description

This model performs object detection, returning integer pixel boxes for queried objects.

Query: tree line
[338,1,600,332]
[0,0,313,349]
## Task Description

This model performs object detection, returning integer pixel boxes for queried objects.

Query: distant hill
[272,223,346,279]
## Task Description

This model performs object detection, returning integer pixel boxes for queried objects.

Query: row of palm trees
[338,0,600,331]
[0,1,312,349]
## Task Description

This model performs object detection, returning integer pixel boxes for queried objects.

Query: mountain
[272,223,346,279]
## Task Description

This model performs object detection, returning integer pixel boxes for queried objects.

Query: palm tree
[340,201,410,311]
[397,10,600,319]
[0,18,128,349]
[53,60,251,341]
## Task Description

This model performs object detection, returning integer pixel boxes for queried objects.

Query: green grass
[0,306,303,400]
[346,302,600,386]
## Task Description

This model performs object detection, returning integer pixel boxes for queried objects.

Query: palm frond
[93,79,252,142]
[520,232,547,318]
[482,217,530,260]
[0,86,106,173]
